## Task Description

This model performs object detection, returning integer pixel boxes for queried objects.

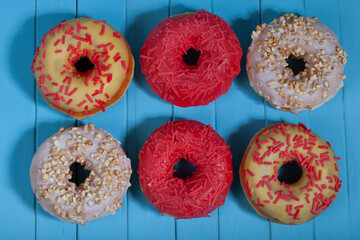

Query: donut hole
[69,162,91,187]
[182,47,201,66]
[74,57,95,73]
[277,161,302,185]
[285,55,306,75]
[173,158,196,180]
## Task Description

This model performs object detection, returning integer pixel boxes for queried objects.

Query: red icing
[140,10,242,107]
[138,120,233,219]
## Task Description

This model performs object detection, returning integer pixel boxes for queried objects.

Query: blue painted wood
[34,1,77,240]
[77,0,128,239]
[126,1,175,240]
[305,1,351,239]
[0,0,359,239]
[0,1,36,239]
[340,0,360,239]
[213,1,270,239]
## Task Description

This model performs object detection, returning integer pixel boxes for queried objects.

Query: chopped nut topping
[35,124,131,223]
[249,14,347,111]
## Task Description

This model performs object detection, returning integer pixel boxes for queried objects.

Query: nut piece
[322,90,328,98]
[266,80,278,88]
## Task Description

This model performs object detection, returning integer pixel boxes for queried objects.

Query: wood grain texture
[340,0,360,238]
[34,1,77,239]
[305,1,351,239]
[0,0,358,239]
[0,1,36,239]
[126,1,175,240]
[213,1,271,239]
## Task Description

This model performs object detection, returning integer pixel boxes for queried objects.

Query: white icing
[30,124,131,224]
[247,14,347,113]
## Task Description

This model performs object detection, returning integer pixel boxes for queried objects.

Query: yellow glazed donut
[30,123,132,224]
[247,14,347,113]
[240,123,341,225]
[31,17,134,119]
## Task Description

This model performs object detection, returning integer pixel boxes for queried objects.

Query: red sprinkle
[77,99,87,107]
[113,32,122,38]
[86,94,93,103]
[246,181,252,197]
[68,87,78,96]
[100,25,105,36]
[65,26,74,35]
[54,39,60,46]
[73,35,88,42]
[262,129,270,135]
[257,198,265,207]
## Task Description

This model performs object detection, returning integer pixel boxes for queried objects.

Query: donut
[138,120,233,218]
[240,122,341,225]
[31,17,134,119]
[30,123,132,224]
[246,14,347,113]
[140,9,242,107]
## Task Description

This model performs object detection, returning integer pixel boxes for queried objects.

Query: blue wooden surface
[0,0,359,239]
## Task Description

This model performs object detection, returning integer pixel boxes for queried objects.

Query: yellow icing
[33,17,133,116]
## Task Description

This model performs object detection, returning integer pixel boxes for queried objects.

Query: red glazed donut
[138,120,233,219]
[140,10,242,107]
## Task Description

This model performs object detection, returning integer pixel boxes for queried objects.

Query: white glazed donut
[30,123,132,225]
[247,14,347,113]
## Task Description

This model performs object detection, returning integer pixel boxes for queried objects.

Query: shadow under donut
[9,12,76,217]
[124,116,171,213]
[126,6,174,102]
[10,121,67,220]
[227,118,279,218]
[10,13,75,108]
[229,9,302,105]
[229,12,262,104]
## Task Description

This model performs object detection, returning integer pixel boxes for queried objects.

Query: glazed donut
[140,9,242,107]
[138,120,233,218]
[247,14,347,113]
[30,123,132,224]
[31,17,134,119]
[240,122,341,225]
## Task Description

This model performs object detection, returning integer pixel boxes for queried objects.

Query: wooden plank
[260,1,315,239]
[213,0,271,239]
[0,1,36,239]
[76,0,128,239]
[126,0,175,239]
[0,0,358,239]
[34,0,77,239]
[169,2,219,240]
[339,0,360,239]
[305,1,351,239]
